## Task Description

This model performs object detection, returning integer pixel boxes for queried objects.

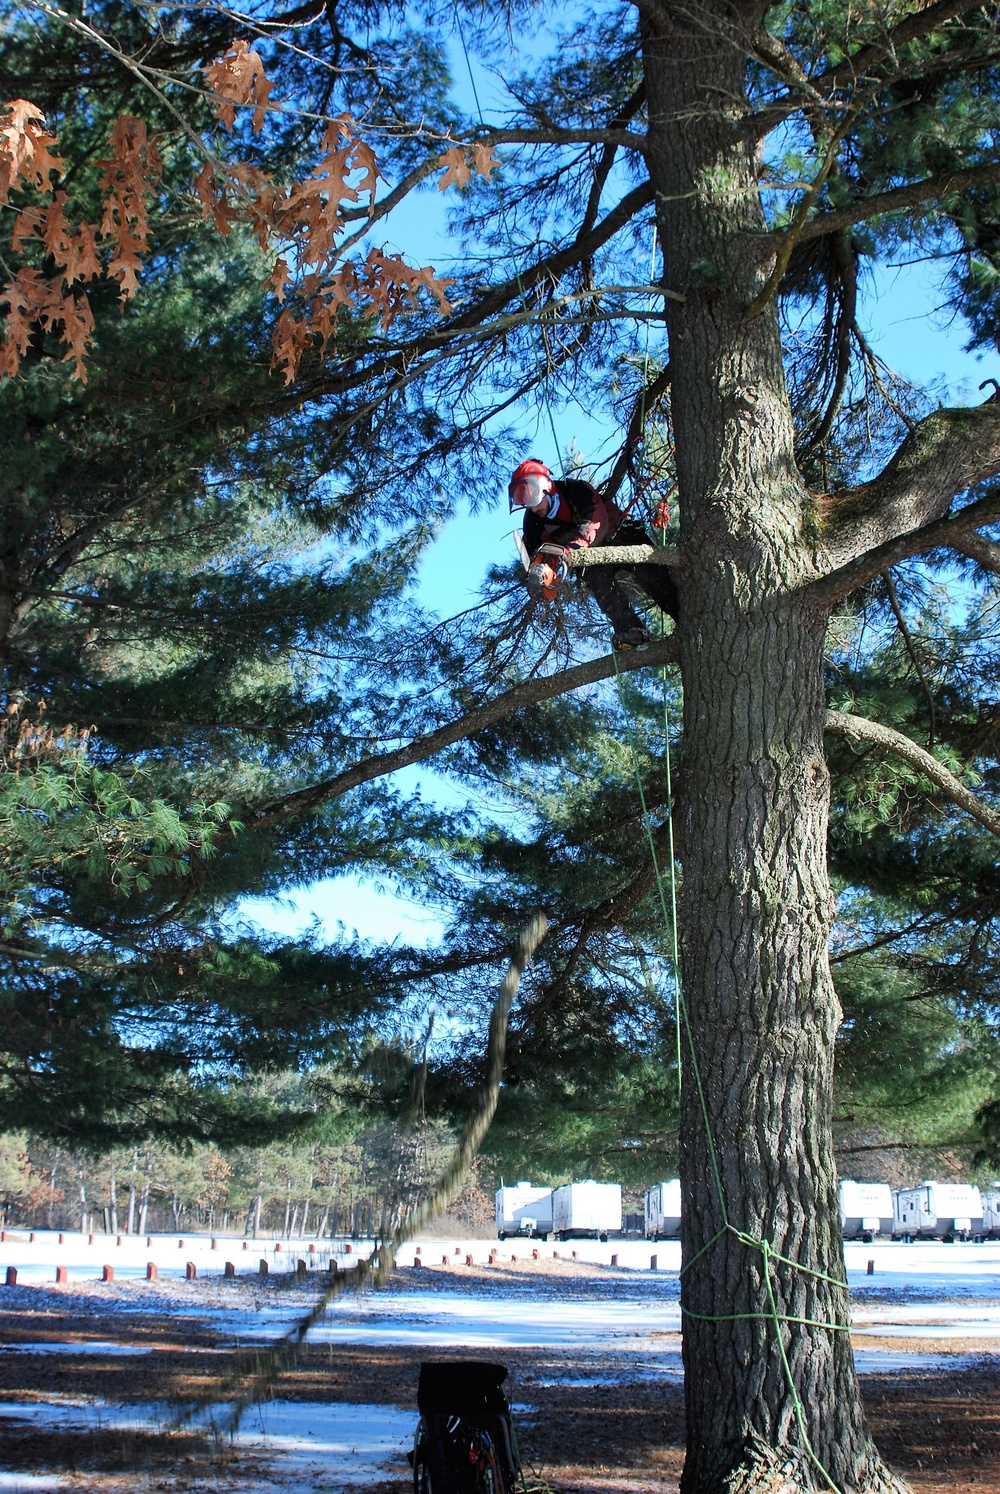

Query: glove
[525,543,569,602]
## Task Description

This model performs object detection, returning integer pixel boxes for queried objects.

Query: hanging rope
[171,913,549,1435]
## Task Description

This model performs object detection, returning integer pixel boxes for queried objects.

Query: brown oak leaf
[471,143,501,182]
[437,146,471,191]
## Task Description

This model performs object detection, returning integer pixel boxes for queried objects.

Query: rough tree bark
[640,3,907,1489]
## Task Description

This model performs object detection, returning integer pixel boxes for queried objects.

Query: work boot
[612,625,651,651]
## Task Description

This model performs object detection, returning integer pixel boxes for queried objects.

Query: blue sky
[241,22,1000,953]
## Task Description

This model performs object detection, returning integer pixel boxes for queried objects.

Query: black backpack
[411,1360,520,1494]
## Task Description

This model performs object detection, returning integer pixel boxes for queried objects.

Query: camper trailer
[839,1180,893,1240]
[495,1183,553,1240]
[981,1185,1000,1239]
[550,1181,621,1241]
[644,1180,682,1240]
[893,1181,984,1241]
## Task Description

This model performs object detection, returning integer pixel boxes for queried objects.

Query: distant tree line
[0,1116,492,1238]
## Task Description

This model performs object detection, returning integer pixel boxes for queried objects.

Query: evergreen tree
[8,2,1000,1489]
[0,2,468,1140]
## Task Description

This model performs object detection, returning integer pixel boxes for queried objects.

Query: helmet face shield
[508,472,550,513]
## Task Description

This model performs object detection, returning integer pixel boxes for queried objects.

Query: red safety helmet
[508,458,553,513]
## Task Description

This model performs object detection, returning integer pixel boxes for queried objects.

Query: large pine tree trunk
[638,6,906,1490]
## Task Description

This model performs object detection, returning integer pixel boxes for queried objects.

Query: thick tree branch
[951,530,1000,575]
[825,709,1000,837]
[748,0,988,137]
[241,637,679,833]
[785,161,1000,246]
[808,488,1000,607]
[813,403,1000,580]
[569,544,679,568]
[818,0,987,93]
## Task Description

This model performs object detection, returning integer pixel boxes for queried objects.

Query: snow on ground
[0,1395,415,1492]
[1,1234,999,1490]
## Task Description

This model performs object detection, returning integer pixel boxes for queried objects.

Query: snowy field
[1,1232,998,1492]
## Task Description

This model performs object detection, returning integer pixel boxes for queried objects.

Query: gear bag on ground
[410,1360,520,1494]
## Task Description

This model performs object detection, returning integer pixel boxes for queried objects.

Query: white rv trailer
[981,1185,1000,1238]
[838,1180,893,1240]
[893,1181,984,1240]
[645,1180,682,1240]
[551,1181,622,1241]
[495,1183,553,1240]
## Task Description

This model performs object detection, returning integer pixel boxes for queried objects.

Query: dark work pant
[583,560,680,632]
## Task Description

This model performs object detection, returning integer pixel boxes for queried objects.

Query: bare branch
[602,362,673,509]
[239,636,679,834]
[570,544,679,568]
[474,126,649,156]
[808,487,1000,607]
[825,709,1000,837]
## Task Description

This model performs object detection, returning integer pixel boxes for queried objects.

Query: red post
[178,1239,184,1249]
[532,1249,539,1260]
[413,1258,422,1269]
[29,1232,35,1243]
[867,1259,875,1276]
[611,1253,619,1267]
[102,1265,114,1282]
[185,1262,196,1280]
[243,1241,249,1250]
[415,1246,422,1256]
[5,1266,16,1285]
[442,1255,449,1265]
[275,1242,282,1252]
[146,1263,158,1280]
[116,1236,123,1247]
[1,1231,6,1243]
[88,1233,94,1245]
[147,1237,153,1248]
[211,1238,218,1250]
[55,1265,68,1284]
[572,1250,578,1259]
[58,1233,65,1245]
[345,1243,353,1254]
[466,1254,474,1266]
[511,1254,518,1263]
[650,1254,658,1271]
[224,1261,235,1277]
[259,1259,268,1277]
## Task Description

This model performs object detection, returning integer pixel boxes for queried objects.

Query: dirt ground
[0,1259,997,1493]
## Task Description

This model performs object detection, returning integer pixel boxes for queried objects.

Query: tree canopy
[5,0,1000,1487]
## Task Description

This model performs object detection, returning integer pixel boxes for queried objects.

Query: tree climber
[507,459,679,650]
